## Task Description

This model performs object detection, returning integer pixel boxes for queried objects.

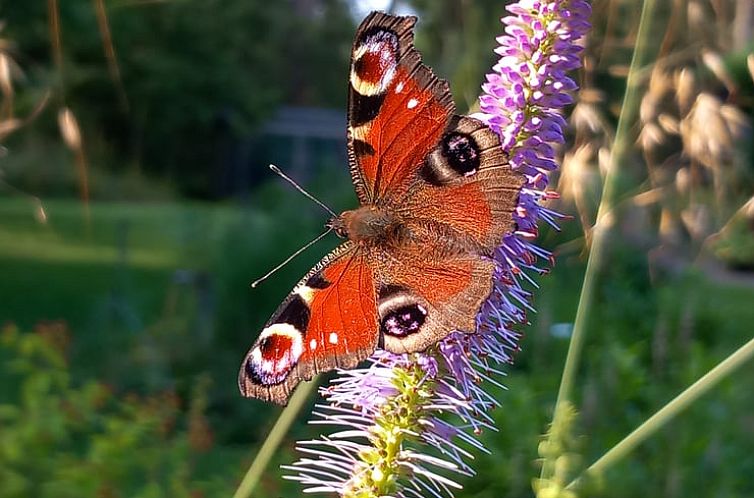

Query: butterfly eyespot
[421,125,485,186]
[377,287,431,339]
[350,27,399,98]
[380,303,428,338]
[246,324,303,386]
[442,132,480,176]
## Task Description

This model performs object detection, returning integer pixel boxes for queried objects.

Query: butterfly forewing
[347,12,455,204]
[238,243,378,405]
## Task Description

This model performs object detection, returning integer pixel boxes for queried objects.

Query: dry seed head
[641,69,673,128]
[598,146,610,178]
[608,64,630,78]
[35,202,48,224]
[648,68,672,101]
[0,118,20,140]
[747,54,754,85]
[638,122,666,151]
[659,207,685,246]
[675,166,691,196]
[0,53,11,97]
[579,88,603,105]
[640,93,660,125]
[675,68,696,115]
[680,93,750,170]
[58,108,82,150]
[570,91,608,136]
[657,113,679,135]
[558,144,601,210]
[687,0,714,44]
[719,104,750,137]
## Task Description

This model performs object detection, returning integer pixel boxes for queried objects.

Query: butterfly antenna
[268,164,337,218]
[250,227,333,288]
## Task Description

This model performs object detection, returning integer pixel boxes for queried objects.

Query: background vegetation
[0,1,753,497]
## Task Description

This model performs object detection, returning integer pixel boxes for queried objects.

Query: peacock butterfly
[239,11,524,404]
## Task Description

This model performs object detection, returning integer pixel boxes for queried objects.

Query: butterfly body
[239,12,524,405]
[331,206,404,247]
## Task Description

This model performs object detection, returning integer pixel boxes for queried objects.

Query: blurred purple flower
[287,2,591,496]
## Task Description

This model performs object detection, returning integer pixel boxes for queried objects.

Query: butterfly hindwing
[370,245,497,354]
[365,115,523,355]
[401,115,525,253]
[238,243,378,405]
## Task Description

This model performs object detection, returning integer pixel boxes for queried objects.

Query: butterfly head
[327,214,350,239]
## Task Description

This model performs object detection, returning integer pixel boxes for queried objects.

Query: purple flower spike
[286,2,590,496]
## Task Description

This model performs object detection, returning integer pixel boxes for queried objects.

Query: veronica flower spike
[280,2,591,497]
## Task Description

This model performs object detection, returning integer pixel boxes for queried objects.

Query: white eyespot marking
[395,81,405,93]
[407,98,419,110]
[328,332,338,345]
[309,339,317,350]
[294,285,315,305]
[352,44,368,61]
[246,323,304,386]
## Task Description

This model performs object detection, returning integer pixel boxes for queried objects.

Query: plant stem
[567,336,754,489]
[233,379,316,498]
[542,0,658,481]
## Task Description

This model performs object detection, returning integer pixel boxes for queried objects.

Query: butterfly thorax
[330,206,404,246]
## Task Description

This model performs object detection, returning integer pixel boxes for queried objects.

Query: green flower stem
[542,0,658,483]
[233,378,317,498]
[344,361,434,498]
[553,0,657,414]
[567,336,754,489]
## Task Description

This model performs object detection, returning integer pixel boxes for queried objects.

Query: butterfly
[238,11,524,405]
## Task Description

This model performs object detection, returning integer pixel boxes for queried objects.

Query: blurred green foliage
[0,323,236,498]
[713,210,754,269]
[466,252,754,498]
[0,0,355,197]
